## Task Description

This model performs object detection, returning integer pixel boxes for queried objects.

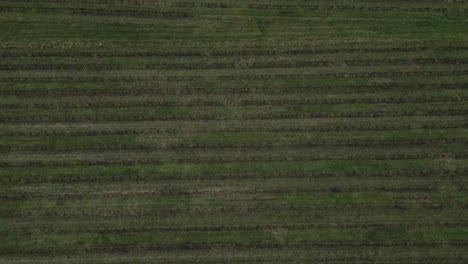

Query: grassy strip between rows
[3,0,468,9]
[1,247,466,264]
[3,208,467,233]
[0,103,465,122]
[1,75,466,91]
[0,64,464,78]
[0,227,467,251]
[0,128,465,146]
[1,51,468,66]
[1,255,466,264]
[1,191,466,210]
[1,159,466,177]
[1,145,465,167]
[0,88,465,103]
[3,175,466,200]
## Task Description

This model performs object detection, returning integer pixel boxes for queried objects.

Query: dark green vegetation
[0,0,467,263]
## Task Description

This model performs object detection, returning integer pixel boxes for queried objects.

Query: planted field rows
[0,0,467,263]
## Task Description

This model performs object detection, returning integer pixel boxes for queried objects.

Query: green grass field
[0,0,467,263]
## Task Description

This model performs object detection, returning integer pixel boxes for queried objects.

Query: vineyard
[0,0,467,263]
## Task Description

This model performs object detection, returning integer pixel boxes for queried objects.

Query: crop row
[0,257,463,264]
[4,0,462,7]
[1,46,464,58]
[1,138,464,154]
[1,83,464,97]
[3,222,466,236]
[3,0,464,6]
[1,96,464,109]
[3,204,459,218]
[2,110,466,124]
[1,168,464,184]
[1,241,466,255]
[1,58,466,71]
[0,6,193,18]
[0,186,446,202]
[2,122,465,136]
[1,3,465,14]
[0,256,461,264]
[0,1,234,10]
[1,70,466,83]
[248,4,467,13]
[2,186,461,202]
[0,0,200,6]
[1,152,466,168]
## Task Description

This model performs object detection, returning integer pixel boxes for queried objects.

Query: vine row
[1,70,466,83]
[1,96,464,109]
[1,83,464,97]
[1,58,465,71]
[1,241,466,255]
[3,222,466,236]
[1,110,466,124]
[248,4,467,13]
[1,46,464,58]
[0,6,193,18]
[2,122,465,136]
[1,152,466,168]
[1,138,464,154]
[1,168,465,184]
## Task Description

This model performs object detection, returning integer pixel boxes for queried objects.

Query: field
[0,0,467,263]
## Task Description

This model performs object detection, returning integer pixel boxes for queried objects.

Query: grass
[1,0,467,262]
[1,128,466,146]
[1,159,467,178]
[2,227,467,251]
